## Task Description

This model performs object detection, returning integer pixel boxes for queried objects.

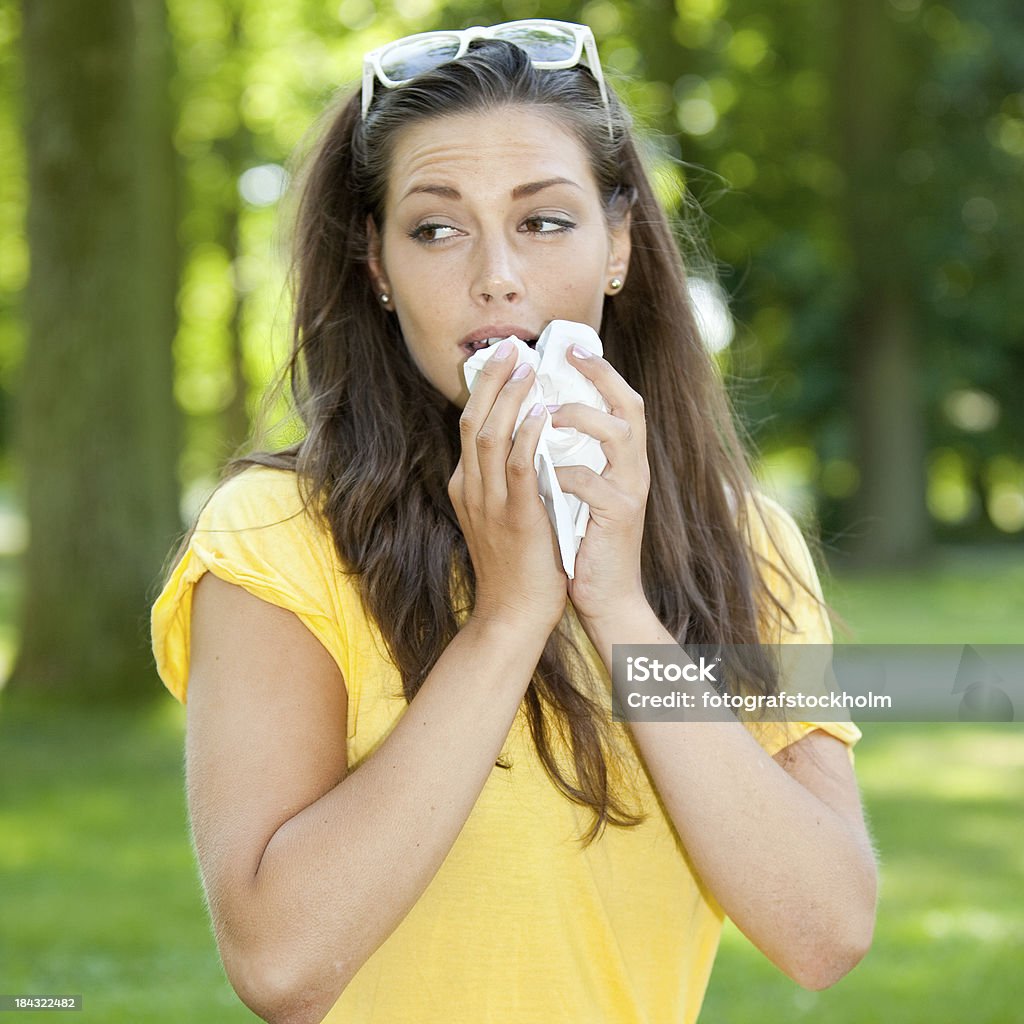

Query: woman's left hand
[552,344,651,626]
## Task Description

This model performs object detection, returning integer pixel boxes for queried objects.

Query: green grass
[823,546,1024,645]
[1,547,1023,1023]
[0,698,256,1022]
[700,547,1024,1024]
[701,723,1024,1024]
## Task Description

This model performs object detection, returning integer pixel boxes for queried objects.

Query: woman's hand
[449,341,568,636]
[552,344,651,626]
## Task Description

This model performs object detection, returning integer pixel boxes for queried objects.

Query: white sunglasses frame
[360,19,612,135]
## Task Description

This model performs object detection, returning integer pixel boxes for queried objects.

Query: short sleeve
[742,494,862,759]
[150,465,350,707]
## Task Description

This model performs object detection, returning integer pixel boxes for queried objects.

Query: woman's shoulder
[153,462,346,706]
[734,486,831,642]
[733,486,813,566]
[189,461,340,571]
[198,462,313,533]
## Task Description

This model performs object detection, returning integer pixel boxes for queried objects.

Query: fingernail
[511,362,532,381]
[492,339,514,360]
[528,402,545,417]
[571,344,593,359]
[546,404,561,413]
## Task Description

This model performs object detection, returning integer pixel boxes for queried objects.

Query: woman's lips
[458,324,541,354]
[462,339,499,353]
[460,336,538,356]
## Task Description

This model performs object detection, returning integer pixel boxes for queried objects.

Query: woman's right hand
[449,340,567,635]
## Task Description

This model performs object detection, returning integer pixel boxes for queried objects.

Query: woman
[152,21,877,1024]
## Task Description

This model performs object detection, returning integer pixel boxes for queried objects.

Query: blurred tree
[169,0,259,480]
[0,7,25,466]
[14,0,179,699]
[834,0,930,564]
[650,0,1022,559]
[165,0,386,489]
[7,0,1013,633]
[213,3,252,456]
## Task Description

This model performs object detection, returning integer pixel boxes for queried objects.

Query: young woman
[152,22,877,1024]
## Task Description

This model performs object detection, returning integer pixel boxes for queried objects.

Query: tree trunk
[849,287,929,563]
[835,0,930,566]
[14,0,180,700]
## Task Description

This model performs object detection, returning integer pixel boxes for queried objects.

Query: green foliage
[662,0,1024,541]
[0,3,25,472]
[2,0,1020,535]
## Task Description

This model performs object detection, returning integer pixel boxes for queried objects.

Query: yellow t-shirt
[151,465,860,1024]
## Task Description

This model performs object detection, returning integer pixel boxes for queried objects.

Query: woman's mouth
[463,339,497,353]
[461,336,538,356]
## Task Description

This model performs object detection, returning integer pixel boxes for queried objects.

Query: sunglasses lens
[494,24,578,61]
[366,23,605,123]
[379,35,462,82]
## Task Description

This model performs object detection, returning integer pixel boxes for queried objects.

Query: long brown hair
[183,41,810,843]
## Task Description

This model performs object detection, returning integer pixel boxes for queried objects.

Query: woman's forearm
[580,602,877,989]
[235,614,549,1024]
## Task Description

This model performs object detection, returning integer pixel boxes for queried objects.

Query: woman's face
[367,106,631,407]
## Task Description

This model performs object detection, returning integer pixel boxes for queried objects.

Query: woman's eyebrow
[399,177,582,203]
[401,184,461,202]
[512,177,582,199]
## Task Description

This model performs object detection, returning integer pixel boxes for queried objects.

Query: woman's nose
[471,240,523,304]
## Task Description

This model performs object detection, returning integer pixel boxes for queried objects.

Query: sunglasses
[361,19,612,134]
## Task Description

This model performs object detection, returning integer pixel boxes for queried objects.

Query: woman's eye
[409,217,575,243]
[409,224,459,244]
[521,216,575,235]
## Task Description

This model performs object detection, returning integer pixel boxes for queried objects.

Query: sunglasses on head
[361,20,612,136]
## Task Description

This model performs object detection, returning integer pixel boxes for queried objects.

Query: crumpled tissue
[463,319,608,579]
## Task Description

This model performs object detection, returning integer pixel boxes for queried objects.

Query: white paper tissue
[463,320,608,579]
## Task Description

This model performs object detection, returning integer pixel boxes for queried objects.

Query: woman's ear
[605,211,632,295]
[366,215,392,306]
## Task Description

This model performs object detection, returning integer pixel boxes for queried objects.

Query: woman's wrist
[575,593,670,652]
[465,605,560,647]
[574,594,688,682]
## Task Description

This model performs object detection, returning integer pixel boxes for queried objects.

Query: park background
[0,0,1021,1020]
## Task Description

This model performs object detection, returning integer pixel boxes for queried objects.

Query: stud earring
[380,292,390,305]
[609,277,623,292]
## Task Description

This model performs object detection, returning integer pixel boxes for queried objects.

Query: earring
[609,277,623,292]
[379,292,390,306]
